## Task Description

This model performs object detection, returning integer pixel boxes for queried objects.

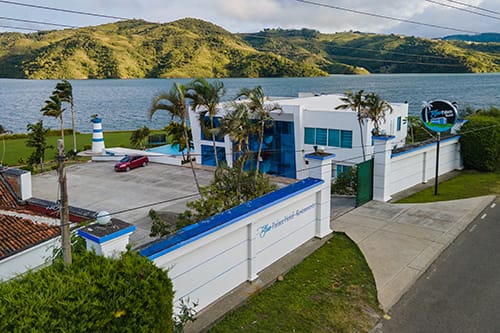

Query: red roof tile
[0,215,60,259]
[0,179,19,209]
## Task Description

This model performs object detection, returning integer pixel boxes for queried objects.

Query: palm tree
[335,90,368,161]
[130,125,150,149]
[41,94,66,141]
[365,93,393,136]
[26,120,51,172]
[149,83,201,194]
[220,102,253,174]
[164,122,193,162]
[236,86,281,174]
[188,78,226,167]
[54,80,76,153]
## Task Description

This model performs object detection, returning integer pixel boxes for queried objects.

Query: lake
[0,73,498,133]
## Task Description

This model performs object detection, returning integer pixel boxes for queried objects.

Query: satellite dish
[96,211,111,225]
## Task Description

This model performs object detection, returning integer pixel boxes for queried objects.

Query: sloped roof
[0,214,59,259]
[0,178,19,209]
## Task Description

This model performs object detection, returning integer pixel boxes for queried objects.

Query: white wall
[142,176,330,314]
[373,136,462,201]
[0,236,60,281]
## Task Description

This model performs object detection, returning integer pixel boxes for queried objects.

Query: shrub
[459,109,500,172]
[0,250,173,332]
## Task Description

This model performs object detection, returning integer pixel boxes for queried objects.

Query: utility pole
[57,139,71,265]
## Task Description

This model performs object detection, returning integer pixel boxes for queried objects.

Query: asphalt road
[381,197,499,333]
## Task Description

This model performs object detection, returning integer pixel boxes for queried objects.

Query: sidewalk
[332,195,496,311]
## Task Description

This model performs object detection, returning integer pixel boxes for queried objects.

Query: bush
[459,109,500,172]
[0,250,173,332]
[331,166,358,195]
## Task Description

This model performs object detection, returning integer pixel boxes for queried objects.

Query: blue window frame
[328,129,340,147]
[336,164,351,177]
[316,128,327,146]
[397,116,402,131]
[340,130,352,148]
[304,128,315,144]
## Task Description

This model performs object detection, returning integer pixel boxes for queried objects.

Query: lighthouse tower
[91,116,105,154]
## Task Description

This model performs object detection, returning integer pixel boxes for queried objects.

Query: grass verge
[1,130,145,166]
[209,233,380,333]
[397,170,500,203]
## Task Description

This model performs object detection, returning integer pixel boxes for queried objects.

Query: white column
[77,219,136,258]
[304,152,335,238]
[247,223,258,281]
[91,117,105,154]
[373,135,395,202]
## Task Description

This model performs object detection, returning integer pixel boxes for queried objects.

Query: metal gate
[356,158,373,207]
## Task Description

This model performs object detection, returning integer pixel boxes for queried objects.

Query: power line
[295,0,479,34]
[0,0,129,20]
[425,0,500,21]
[0,24,38,31]
[442,0,500,15]
[0,16,78,28]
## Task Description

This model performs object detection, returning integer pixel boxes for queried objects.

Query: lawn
[397,170,500,203]
[0,131,148,167]
[209,233,380,333]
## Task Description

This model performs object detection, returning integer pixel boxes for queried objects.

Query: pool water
[146,144,191,156]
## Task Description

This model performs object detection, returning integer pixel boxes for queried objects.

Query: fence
[373,135,462,201]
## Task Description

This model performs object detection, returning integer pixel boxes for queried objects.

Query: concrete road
[381,197,499,333]
[31,161,214,247]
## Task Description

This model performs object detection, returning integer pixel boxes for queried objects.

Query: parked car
[114,155,149,172]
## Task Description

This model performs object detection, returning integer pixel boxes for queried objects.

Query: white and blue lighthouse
[91,116,105,154]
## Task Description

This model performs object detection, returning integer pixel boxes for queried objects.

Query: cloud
[0,0,498,37]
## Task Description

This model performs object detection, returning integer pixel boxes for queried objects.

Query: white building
[189,93,408,179]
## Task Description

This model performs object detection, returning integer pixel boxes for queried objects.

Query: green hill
[0,19,498,79]
[442,33,500,43]
[241,28,500,74]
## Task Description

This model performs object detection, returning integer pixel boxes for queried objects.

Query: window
[200,117,224,142]
[201,145,226,166]
[304,128,315,144]
[328,129,340,147]
[305,127,352,148]
[316,128,327,146]
[397,116,402,131]
[340,130,352,148]
[336,164,351,177]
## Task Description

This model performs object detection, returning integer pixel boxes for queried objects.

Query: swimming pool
[146,144,191,156]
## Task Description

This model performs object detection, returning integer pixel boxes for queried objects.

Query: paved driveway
[32,162,214,247]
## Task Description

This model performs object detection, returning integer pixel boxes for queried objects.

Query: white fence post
[373,135,395,202]
[304,152,335,238]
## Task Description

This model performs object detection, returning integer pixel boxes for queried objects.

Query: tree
[220,102,254,175]
[335,90,368,161]
[188,78,226,167]
[54,80,76,153]
[149,83,201,194]
[164,122,193,162]
[0,124,8,165]
[41,94,66,141]
[236,86,282,174]
[26,120,51,172]
[130,125,150,149]
[365,93,393,136]
[459,107,500,171]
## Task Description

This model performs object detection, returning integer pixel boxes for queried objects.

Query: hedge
[459,112,500,172]
[0,250,173,332]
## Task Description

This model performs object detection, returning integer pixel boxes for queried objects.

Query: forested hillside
[0,19,498,79]
[241,29,500,74]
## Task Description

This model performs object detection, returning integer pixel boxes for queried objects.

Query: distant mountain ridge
[441,33,500,43]
[0,19,498,79]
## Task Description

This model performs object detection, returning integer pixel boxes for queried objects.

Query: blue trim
[305,153,336,160]
[91,118,102,124]
[391,135,460,158]
[93,129,103,133]
[77,225,136,244]
[141,177,324,259]
[92,138,104,142]
[373,135,396,141]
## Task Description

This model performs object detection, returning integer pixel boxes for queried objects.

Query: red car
[114,155,149,172]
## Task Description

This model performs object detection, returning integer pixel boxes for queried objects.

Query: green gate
[356,158,373,207]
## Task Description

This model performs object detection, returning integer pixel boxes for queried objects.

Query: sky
[0,0,499,38]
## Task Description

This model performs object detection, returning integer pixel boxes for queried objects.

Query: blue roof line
[140,177,323,258]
